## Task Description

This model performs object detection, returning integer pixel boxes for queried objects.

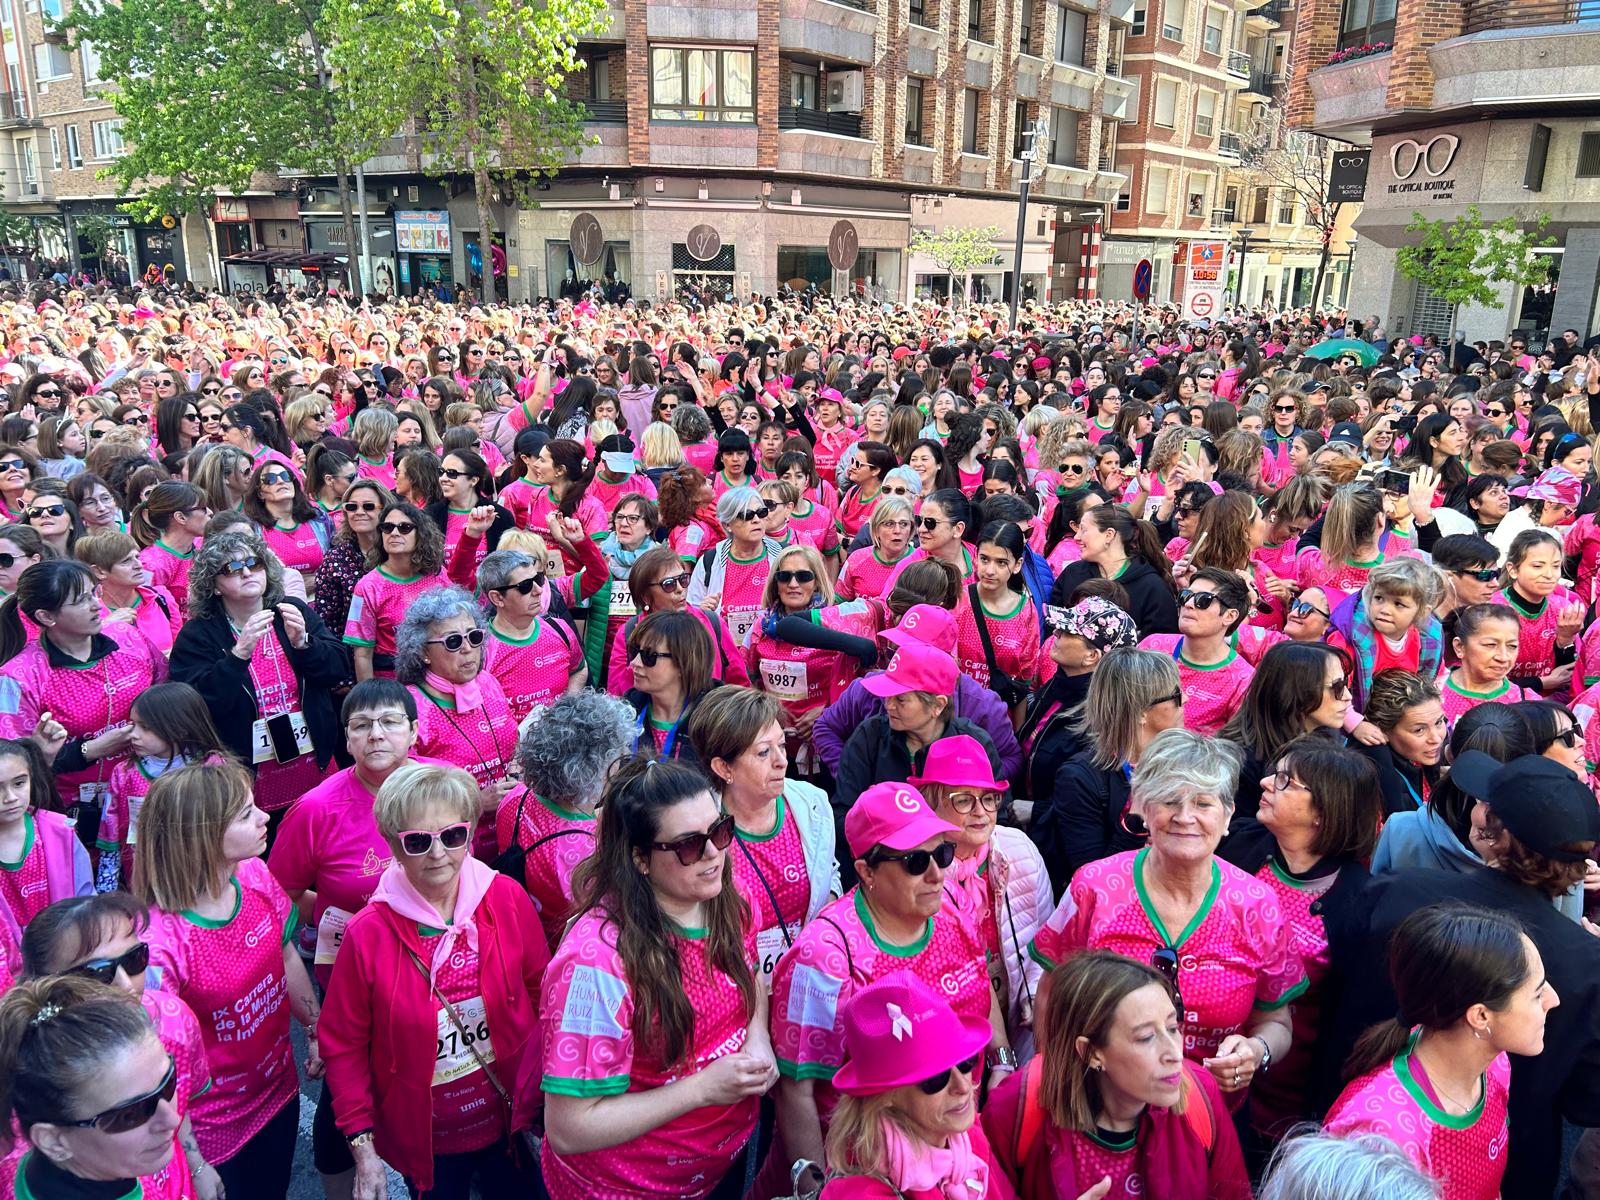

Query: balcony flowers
[1326,42,1391,65]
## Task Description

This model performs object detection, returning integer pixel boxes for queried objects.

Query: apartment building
[1288,0,1599,340]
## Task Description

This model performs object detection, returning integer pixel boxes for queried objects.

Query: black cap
[1327,421,1362,447]
[1447,751,1600,863]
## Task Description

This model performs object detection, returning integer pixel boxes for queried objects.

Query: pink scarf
[424,669,485,714]
[370,853,496,985]
[880,1120,989,1199]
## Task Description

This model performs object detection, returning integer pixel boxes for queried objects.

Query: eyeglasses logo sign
[1386,135,1460,198]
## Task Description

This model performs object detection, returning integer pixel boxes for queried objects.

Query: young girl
[1326,556,1445,713]
[954,520,1041,726]
[1440,603,1535,726]
[130,480,209,602]
[711,427,755,496]
[0,738,91,929]
[1295,483,1415,599]
[1495,528,1585,699]
[1139,568,1256,737]
[777,452,841,549]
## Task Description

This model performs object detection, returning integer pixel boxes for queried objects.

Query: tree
[1396,206,1555,342]
[61,0,367,289]
[326,0,609,302]
[908,225,1003,304]
[1233,112,1344,310]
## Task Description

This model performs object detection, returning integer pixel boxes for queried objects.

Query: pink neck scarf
[879,1119,988,1199]
[370,853,495,985]
[424,669,484,714]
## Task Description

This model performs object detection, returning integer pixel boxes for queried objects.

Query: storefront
[777,246,901,300]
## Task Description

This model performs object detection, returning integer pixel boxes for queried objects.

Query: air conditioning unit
[826,71,865,113]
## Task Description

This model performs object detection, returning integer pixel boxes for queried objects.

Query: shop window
[672,241,736,301]
[649,46,755,123]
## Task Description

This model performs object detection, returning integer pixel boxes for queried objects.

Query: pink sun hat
[879,603,958,655]
[861,642,958,699]
[906,734,1006,794]
[844,782,958,859]
[831,971,992,1096]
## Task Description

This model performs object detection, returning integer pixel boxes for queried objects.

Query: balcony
[1211,206,1237,226]
[581,99,627,123]
[0,91,38,128]
[1463,0,1600,32]
[1247,69,1275,93]
[1226,49,1253,75]
[778,0,877,62]
[777,106,864,137]
[1218,130,1242,157]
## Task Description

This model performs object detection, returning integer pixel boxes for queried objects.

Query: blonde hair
[758,478,799,507]
[133,758,253,913]
[351,407,399,460]
[824,1093,923,1180]
[397,402,442,452]
[1363,556,1443,626]
[373,763,479,841]
[641,422,685,470]
[760,543,834,610]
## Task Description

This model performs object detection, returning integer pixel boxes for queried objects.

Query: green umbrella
[1301,337,1379,366]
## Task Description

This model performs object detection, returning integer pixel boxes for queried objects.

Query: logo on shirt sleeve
[788,962,844,1031]
[346,596,364,625]
[559,964,628,1039]
[0,677,20,716]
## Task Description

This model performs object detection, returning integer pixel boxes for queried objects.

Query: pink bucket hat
[861,642,958,699]
[831,971,992,1096]
[879,604,958,655]
[1511,466,1582,507]
[844,782,958,859]
[906,734,1006,793]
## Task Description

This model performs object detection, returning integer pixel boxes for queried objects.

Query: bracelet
[347,1131,374,1151]
[990,1045,1019,1071]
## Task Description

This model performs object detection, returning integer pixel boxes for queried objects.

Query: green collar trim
[979,591,1027,620]
[1446,676,1511,701]
[536,792,595,822]
[1133,847,1219,950]
[181,876,242,928]
[376,566,424,584]
[1394,1029,1487,1129]
[854,885,933,957]
[735,794,787,843]
[0,812,34,870]
[1179,645,1238,671]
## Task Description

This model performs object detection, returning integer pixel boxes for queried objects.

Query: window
[1162,0,1186,39]
[583,55,611,101]
[1203,7,1225,53]
[32,44,69,80]
[962,88,981,154]
[1579,132,1600,178]
[1250,186,1269,224]
[19,139,36,185]
[1115,190,1132,212]
[1132,2,1146,33]
[905,78,927,146]
[1337,0,1395,51]
[1048,105,1078,166]
[968,0,983,38]
[90,118,125,159]
[1153,78,1178,128]
[1194,90,1216,137]
[910,0,932,27]
[64,123,81,167]
[649,46,754,122]
[48,127,59,169]
[1147,164,1171,214]
[1277,192,1298,224]
[790,67,818,109]
[1020,0,1042,53]
[1012,99,1030,158]
[80,39,101,84]
[1222,185,1239,221]
[1187,175,1208,216]
[1056,3,1087,63]
[39,0,61,17]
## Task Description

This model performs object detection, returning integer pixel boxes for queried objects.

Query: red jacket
[318,874,550,1191]
[980,1063,1252,1200]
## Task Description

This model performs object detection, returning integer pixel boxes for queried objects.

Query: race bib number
[313,906,353,968]
[434,995,496,1086]
[250,712,313,765]
[609,579,636,618]
[126,796,144,846]
[755,924,797,992]
[760,658,809,704]
[728,606,759,649]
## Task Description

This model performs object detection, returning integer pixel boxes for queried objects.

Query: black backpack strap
[816,914,855,980]
[969,582,1003,685]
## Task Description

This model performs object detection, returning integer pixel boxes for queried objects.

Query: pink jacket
[38,808,93,904]
[318,875,549,1191]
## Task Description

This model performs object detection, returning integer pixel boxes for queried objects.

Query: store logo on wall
[1387,135,1460,199]
[686,224,723,262]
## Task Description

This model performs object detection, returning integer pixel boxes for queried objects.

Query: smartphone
[1394,414,1418,438]
[1184,438,1203,462]
[265,713,300,764]
[1379,469,1410,495]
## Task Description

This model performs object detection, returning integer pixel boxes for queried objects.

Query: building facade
[1288,0,1598,341]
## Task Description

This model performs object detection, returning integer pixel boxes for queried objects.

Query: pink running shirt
[955,592,1042,694]
[494,785,596,949]
[1138,636,1255,737]
[483,618,584,723]
[343,567,450,662]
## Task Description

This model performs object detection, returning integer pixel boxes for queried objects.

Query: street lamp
[1235,227,1255,307]
[1009,116,1050,331]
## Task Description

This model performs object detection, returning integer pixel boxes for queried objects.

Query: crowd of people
[0,280,1597,1200]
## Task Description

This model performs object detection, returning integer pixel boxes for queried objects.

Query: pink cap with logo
[844,782,958,858]
[861,642,958,699]
[880,604,958,655]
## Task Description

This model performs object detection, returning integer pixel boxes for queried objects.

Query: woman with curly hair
[658,464,723,564]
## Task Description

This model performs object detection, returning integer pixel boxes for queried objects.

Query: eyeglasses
[736,507,771,523]
[918,516,945,531]
[881,485,911,497]
[492,574,547,596]
[653,572,690,593]
[344,500,379,514]
[775,569,816,585]
[633,646,673,667]
[1459,566,1501,583]
[55,1057,178,1134]
[379,521,417,536]
[1273,404,1299,414]
[615,511,645,524]
[26,504,66,519]
[917,1052,982,1096]
[67,941,151,986]
[1326,677,1351,700]
[867,840,957,876]
[1178,588,1222,610]
[1271,769,1309,792]
[1552,725,1581,750]
[650,812,736,866]
[259,470,293,486]
[347,713,412,736]
[1151,946,1183,1015]
[1148,690,1184,708]
[219,556,262,577]
[399,822,472,856]
[1289,598,1330,620]
[427,629,486,652]
[946,790,1000,815]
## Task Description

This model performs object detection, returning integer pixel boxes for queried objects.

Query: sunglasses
[867,840,957,876]
[26,504,66,519]
[650,812,736,866]
[653,572,690,593]
[399,822,472,856]
[427,629,486,652]
[35,388,60,398]
[775,569,816,585]
[440,467,476,481]
[1552,725,1582,750]
[917,1052,982,1096]
[1459,566,1501,582]
[917,516,945,530]
[68,941,150,985]
[379,521,417,536]
[946,790,1000,815]
[259,470,293,486]
[634,646,673,667]
[736,507,771,522]
[1289,598,1329,620]
[881,485,911,496]
[1059,463,1087,475]
[1149,690,1184,708]
[0,458,26,472]
[219,556,262,577]
[343,500,379,514]
[1178,588,1225,610]
[56,1058,178,1134]
[1273,404,1298,414]
[493,574,547,596]
[1151,946,1183,1015]
[1326,677,1351,700]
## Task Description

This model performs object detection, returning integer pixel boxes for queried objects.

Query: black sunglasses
[400,822,472,856]
[917,516,944,531]
[1289,598,1330,621]
[493,574,547,596]
[0,553,16,569]
[344,500,379,513]
[736,507,771,523]
[26,504,66,519]
[634,646,673,667]
[653,572,690,593]
[0,458,26,472]
[56,1058,177,1134]
[259,470,294,485]
[34,388,60,398]
[650,812,736,866]
[1273,404,1298,414]
[68,941,150,985]
[1459,566,1501,582]
[427,629,486,652]
[219,556,261,577]
[1059,463,1087,475]
[1148,690,1184,708]
[917,1052,982,1096]
[1178,588,1224,610]
[1326,677,1351,700]
[1551,725,1581,750]
[775,569,816,585]
[867,840,957,877]
[379,520,417,536]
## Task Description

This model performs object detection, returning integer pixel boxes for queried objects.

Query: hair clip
[31,1003,61,1026]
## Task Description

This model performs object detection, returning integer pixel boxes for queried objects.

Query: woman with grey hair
[170,529,350,827]
[684,484,783,650]
[394,585,517,854]
[477,548,587,723]
[669,401,716,474]
[1260,1132,1440,1200]
[494,690,634,947]
[1032,727,1303,1103]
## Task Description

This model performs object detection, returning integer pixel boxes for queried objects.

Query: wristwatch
[347,1131,374,1151]
[1251,1036,1273,1073]
[991,1045,1019,1071]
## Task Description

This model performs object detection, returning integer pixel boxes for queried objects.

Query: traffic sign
[1132,258,1152,300]
[1189,290,1216,318]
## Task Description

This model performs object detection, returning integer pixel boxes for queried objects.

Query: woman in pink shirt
[954,521,1042,723]
[659,465,724,565]
[606,545,750,698]
[1139,569,1256,739]
[130,480,209,603]
[137,759,323,1200]
[321,763,549,1200]
[244,461,329,598]
[344,499,451,681]
[477,549,589,722]
[0,736,92,930]
[77,530,183,657]
[1324,905,1555,1200]
[837,442,895,540]
[538,756,774,1200]
[836,496,916,602]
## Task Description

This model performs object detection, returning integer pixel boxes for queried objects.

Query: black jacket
[1350,738,1436,816]
[169,600,352,770]
[1016,670,1091,808]
[1320,866,1600,1200]
[1050,558,1178,636]
[1035,748,1141,892]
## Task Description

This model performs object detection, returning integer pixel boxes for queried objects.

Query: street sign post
[1132,258,1152,301]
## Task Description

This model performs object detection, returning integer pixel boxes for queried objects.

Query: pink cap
[817,386,846,406]
[906,735,1006,793]
[880,604,958,655]
[861,643,958,699]
[844,782,958,858]
[831,971,992,1096]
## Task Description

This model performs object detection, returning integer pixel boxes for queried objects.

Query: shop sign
[827,220,859,272]
[395,210,451,254]
[1328,151,1370,202]
[686,223,722,262]
[570,213,604,266]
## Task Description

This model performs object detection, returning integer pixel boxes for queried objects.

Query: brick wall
[1284,0,1337,127]
[1385,0,1461,110]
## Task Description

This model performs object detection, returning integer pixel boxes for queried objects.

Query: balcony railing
[1105,57,1123,75]
[1247,69,1275,92]
[1099,149,1116,171]
[1463,0,1600,32]
[1218,130,1242,156]
[777,107,865,137]
[0,91,36,127]
[581,98,627,123]
[1211,206,1237,225]
[1226,49,1253,74]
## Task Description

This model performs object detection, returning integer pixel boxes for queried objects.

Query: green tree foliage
[326,0,610,301]
[909,225,1003,303]
[1396,206,1555,339]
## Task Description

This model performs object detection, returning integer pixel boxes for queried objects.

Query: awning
[222,249,344,269]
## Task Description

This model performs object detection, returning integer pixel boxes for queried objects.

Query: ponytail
[925,487,984,545]
[1094,504,1176,597]
[0,595,25,665]
[128,480,203,550]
